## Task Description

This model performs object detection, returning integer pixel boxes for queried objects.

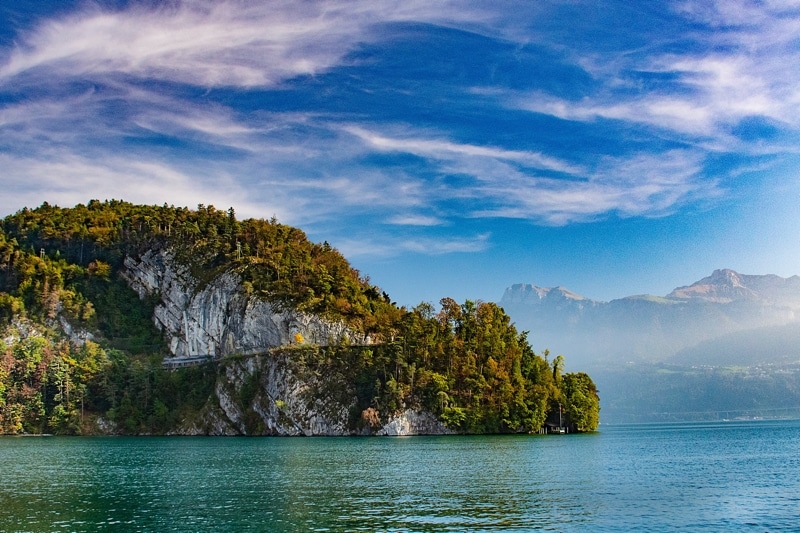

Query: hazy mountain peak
[551,286,588,301]
[665,268,800,304]
[501,283,592,305]
[667,268,751,302]
[504,269,800,309]
[710,268,744,286]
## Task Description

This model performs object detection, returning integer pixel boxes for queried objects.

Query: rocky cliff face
[121,248,448,436]
[167,351,455,436]
[122,249,358,362]
[172,351,354,436]
[376,410,454,436]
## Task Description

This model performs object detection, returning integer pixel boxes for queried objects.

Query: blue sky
[1,0,799,307]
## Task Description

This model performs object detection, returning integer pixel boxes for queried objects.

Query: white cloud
[469,150,713,225]
[0,152,273,220]
[507,1,800,148]
[0,0,493,89]
[516,63,785,141]
[386,215,444,226]
[343,125,584,175]
[0,86,264,156]
[337,232,491,258]
[676,0,800,28]
[342,124,711,225]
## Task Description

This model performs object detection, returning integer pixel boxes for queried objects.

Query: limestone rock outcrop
[376,410,455,436]
[121,249,357,363]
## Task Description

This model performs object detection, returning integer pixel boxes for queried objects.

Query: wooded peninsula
[0,200,599,436]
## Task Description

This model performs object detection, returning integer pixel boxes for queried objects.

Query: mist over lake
[500,270,800,422]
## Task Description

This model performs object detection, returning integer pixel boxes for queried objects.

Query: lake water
[1,420,799,532]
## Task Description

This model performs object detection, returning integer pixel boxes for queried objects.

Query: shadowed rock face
[172,352,356,436]
[499,269,800,368]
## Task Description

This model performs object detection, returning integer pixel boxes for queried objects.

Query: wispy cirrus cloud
[511,0,800,144]
[0,0,494,88]
[675,0,800,29]
[465,150,712,224]
[337,232,491,259]
[0,86,262,156]
[385,215,444,227]
[341,125,712,224]
[0,151,268,219]
[343,125,584,175]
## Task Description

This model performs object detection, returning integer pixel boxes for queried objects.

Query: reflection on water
[1,420,799,532]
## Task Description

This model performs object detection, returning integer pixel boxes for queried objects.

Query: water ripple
[1,421,799,531]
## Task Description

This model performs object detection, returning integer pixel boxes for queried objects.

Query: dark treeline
[0,200,598,435]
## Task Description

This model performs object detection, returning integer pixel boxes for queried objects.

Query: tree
[561,372,600,432]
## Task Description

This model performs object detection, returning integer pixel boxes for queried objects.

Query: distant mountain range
[500,269,800,422]
[499,269,800,369]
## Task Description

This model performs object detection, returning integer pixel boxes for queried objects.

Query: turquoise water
[1,420,799,531]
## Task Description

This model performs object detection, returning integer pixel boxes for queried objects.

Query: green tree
[561,372,600,431]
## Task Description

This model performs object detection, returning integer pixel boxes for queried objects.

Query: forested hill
[0,200,598,436]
